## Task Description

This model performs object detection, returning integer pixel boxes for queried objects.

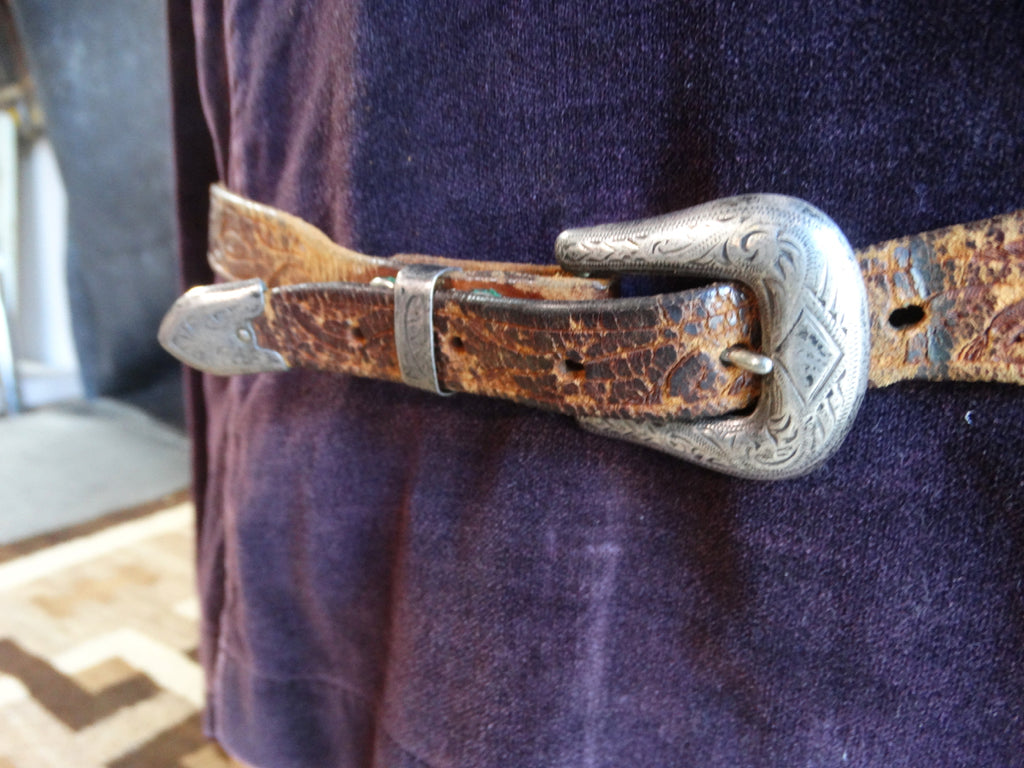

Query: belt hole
[450,336,465,351]
[347,321,365,342]
[562,358,586,377]
[888,304,925,329]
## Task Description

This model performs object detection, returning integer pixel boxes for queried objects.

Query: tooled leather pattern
[253,283,761,420]
[860,209,1024,387]
[208,186,384,286]
[222,184,1024,418]
[208,184,613,302]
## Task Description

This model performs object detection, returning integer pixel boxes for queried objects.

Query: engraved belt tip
[158,278,289,376]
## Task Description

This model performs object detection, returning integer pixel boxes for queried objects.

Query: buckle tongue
[555,194,870,480]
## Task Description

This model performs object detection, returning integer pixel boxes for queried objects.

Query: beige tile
[71,658,137,694]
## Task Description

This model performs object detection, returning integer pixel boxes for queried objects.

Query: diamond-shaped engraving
[558,194,869,479]
[776,309,843,404]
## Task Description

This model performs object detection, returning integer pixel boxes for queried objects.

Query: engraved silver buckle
[555,194,870,480]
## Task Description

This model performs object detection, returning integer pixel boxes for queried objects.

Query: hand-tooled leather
[209,184,614,302]
[207,185,1024,421]
[860,208,1024,387]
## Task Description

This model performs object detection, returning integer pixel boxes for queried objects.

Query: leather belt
[160,184,1024,479]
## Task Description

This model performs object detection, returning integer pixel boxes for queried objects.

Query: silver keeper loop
[393,264,459,395]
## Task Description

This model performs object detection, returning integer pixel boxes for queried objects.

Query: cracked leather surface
[255,282,761,420]
[862,208,1024,387]
[210,186,1024,419]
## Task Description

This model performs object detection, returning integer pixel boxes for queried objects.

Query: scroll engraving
[394,265,458,394]
[157,278,288,376]
[555,195,870,480]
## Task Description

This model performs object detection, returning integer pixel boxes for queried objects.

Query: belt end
[158,278,289,376]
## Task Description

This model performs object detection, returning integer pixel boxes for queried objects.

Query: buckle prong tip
[720,345,773,376]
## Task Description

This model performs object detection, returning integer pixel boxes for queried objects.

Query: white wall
[7,132,83,408]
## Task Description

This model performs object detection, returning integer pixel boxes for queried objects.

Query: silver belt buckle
[555,194,870,480]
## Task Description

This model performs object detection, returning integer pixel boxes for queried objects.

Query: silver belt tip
[158,278,289,376]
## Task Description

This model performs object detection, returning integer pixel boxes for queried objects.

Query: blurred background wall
[3,0,182,427]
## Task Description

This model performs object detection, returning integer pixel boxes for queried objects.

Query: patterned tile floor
[0,495,235,767]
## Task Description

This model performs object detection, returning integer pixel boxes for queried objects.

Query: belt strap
[203,185,761,420]
[860,219,1024,387]
[161,184,1024,476]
